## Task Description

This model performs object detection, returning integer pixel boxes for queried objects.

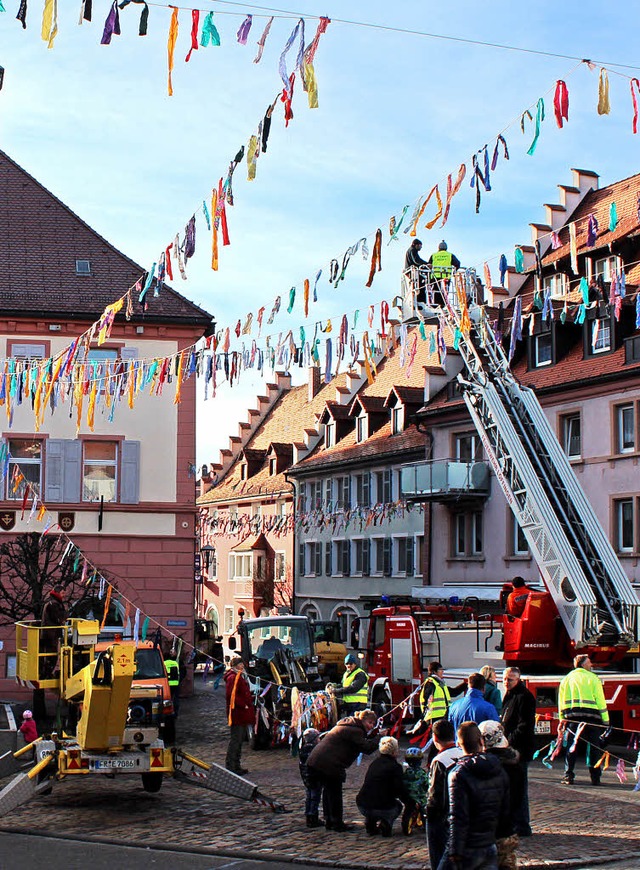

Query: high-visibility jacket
[164,658,180,687]
[558,666,609,724]
[419,676,451,721]
[431,250,454,279]
[342,667,369,705]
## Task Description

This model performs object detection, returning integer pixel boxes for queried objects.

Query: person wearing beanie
[19,710,38,745]
[331,653,369,716]
[356,735,410,837]
[479,720,524,870]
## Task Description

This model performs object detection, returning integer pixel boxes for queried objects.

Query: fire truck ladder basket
[439,295,640,649]
[172,749,287,812]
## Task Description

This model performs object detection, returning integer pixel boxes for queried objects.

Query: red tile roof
[0,150,212,325]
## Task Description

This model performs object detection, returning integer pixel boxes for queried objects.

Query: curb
[0,828,637,870]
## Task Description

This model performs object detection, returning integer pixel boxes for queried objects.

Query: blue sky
[2,2,640,466]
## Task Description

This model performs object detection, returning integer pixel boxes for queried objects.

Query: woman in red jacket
[224,656,255,775]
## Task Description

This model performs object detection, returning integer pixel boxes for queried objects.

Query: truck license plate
[535,721,551,734]
[91,757,138,770]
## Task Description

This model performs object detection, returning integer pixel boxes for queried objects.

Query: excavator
[0,618,284,818]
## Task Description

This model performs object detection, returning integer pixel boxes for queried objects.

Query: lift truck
[0,618,284,818]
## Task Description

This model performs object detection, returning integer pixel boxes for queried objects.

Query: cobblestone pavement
[1,678,639,869]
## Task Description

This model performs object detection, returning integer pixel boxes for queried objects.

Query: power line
[202,0,640,72]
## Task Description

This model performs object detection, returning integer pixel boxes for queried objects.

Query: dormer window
[591,317,611,354]
[356,415,367,442]
[240,464,248,480]
[543,273,568,298]
[269,458,277,475]
[534,332,552,367]
[392,406,403,435]
[590,254,621,284]
[75,259,91,275]
[325,421,335,448]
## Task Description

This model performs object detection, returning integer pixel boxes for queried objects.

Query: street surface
[0,677,639,869]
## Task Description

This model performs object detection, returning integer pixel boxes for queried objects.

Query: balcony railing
[401,460,491,503]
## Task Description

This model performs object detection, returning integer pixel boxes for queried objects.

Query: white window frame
[229,552,252,580]
[82,440,118,503]
[616,404,636,454]
[337,475,350,510]
[562,413,582,460]
[534,332,553,368]
[224,606,235,634]
[275,551,286,582]
[306,541,322,576]
[5,439,42,501]
[455,433,479,462]
[355,472,370,508]
[333,539,350,577]
[75,258,92,275]
[591,254,622,284]
[393,535,415,576]
[591,318,611,354]
[325,421,335,448]
[453,511,484,557]
[391,406,403,435]
[543,272,568,299]
[615,498,635,553]
[511,517,529,556]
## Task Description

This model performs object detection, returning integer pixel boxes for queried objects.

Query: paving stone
[0,678,638,868]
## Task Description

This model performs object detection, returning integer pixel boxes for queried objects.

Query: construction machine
[0,617,285,819]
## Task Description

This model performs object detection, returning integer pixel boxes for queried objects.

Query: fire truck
[365,269,640,737]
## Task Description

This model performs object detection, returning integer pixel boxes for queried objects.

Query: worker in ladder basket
[428,240,460,306]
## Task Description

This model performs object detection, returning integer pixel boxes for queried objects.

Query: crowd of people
[222,649,614,869]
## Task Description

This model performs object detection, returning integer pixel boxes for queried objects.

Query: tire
[141,772,163,793]
[372,688,391,718]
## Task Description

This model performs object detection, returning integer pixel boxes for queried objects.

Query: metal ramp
[438,285,640,648]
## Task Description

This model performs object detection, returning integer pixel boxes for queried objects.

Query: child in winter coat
[298,727,323,828]
[401,746,429,834]
[19,710,38,745]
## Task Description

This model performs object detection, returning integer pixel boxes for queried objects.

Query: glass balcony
[401,460,491,502]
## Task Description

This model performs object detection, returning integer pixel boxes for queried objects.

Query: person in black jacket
[404,239,429,303]
[500,667,536,837]
[306,709,380,832]
[439,721,510,870]
[427,719,463,870]
[479,720,524,870]
[356,736,409,837]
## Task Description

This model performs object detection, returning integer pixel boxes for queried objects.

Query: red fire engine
[365,271,640,738]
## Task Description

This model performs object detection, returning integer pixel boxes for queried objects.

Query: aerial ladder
[0,618,285,818]
[404,266,640,663]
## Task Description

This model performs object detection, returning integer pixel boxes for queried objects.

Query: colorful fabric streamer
[553,80,569,128]
[598,68,611,115]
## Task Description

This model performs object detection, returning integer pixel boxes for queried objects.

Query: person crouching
[356,736,410,837]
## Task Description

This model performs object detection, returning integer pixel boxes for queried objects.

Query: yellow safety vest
[164,658,180,688]
[420,676,451,721]
[342,667,369,705]
[558,667,609,724]
[431,250,453,279]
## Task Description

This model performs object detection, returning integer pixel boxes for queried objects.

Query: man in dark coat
[501,666,536,837]
[224,656,255,775]
[440,721,510,870]
[404,239,429,304]
[307,708,379,832]
[356,736,410,836]
[40,584,67,677]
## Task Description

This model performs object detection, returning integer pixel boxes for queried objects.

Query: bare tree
[0,532,91,626]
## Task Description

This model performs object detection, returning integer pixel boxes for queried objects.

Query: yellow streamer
[127,360,135,409]
[303,61,318,108]
[173,351,185,405]
[598,68,610,115]
[424,184,443,230]
[41,0,58,49]
[167,6,179,97]
[87,378,97,431]
[41,354,65,426]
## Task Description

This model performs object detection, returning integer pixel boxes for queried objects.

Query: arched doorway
[205,604,220,635]
[331,604,359,647]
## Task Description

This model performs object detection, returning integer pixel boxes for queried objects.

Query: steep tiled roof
[0,150,212,324]
[537,172,640,287]
[359,325,441,398]
[293,420,425,472]
[198,373,349,505]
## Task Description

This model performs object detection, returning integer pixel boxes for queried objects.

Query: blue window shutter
[63,440,82,503]
[120,440,140,504]
[45,439,65,503]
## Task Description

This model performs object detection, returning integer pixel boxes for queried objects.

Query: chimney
[308,365,321,401]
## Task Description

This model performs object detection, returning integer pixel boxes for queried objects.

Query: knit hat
[302,727,320,747]
[344,653,357,665]
[479,720,509,749]
[22,710,33,719]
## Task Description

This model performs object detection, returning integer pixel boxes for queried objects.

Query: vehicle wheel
[372,689,390,717]
[141,772,163,793]
[162,718,176,745]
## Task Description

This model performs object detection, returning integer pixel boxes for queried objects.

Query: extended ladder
[439,284,640,647]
